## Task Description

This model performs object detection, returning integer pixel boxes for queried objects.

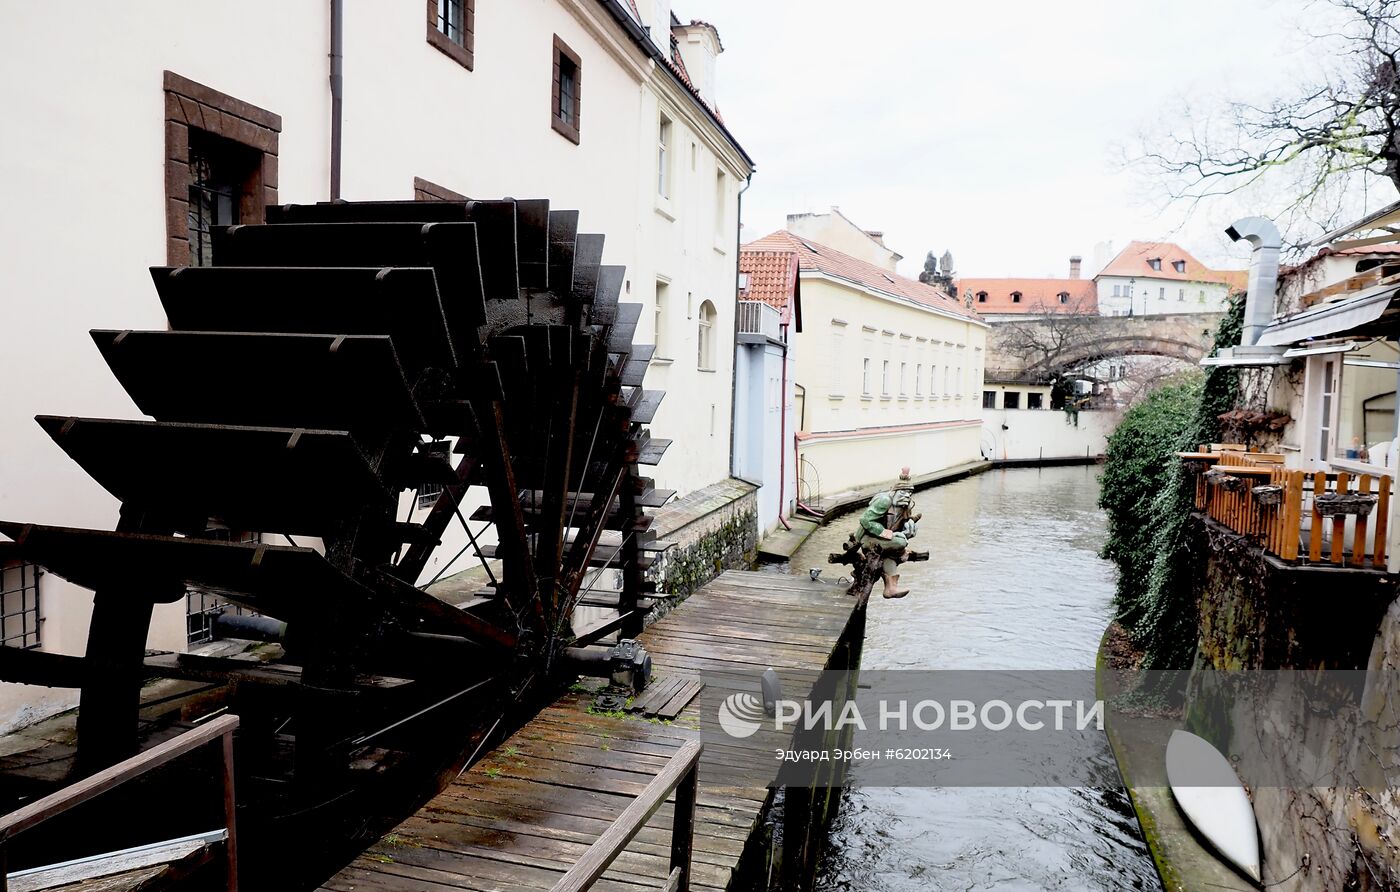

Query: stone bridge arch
[990,312,1224,378]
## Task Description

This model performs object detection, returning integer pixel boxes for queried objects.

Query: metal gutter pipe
[329,0,344,200]
[728,172,753,478]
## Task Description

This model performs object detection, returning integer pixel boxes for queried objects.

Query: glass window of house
[1004,391,1021,409]
[657,115,672,198]
[697,300,716,369]
[551,36,582,143]
[1027,392,1044,409]
[982,390,996,409]
[654,280,669,358]
[187,130,259,266]
[1328,341,1400,469]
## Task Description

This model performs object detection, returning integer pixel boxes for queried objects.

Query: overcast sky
[699,0,1362,279]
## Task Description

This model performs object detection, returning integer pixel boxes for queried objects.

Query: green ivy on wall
[652,505,758,608]
[1099,295,1244,670]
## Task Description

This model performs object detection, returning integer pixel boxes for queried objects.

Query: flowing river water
[761,465,1160,891]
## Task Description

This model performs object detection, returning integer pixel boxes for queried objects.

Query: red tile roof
[1098,240,1240,285]
[743,231,980,320]
[739,250,799,321]
[955,278,1098,315]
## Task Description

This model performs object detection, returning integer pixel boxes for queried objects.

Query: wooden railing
[550,738,701,892]
[1183,449,1392,568]
[0,714,240,891]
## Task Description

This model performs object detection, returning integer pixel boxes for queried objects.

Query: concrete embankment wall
[980,408,1117,463]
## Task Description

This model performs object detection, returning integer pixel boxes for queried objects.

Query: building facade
[1095,240,1241,317]
[733,252,801,535]
[0,0,752,730]
[958,257,1097,322]
[744,231,988,501]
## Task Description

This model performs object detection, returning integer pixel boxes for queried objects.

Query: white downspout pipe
[1224,217,1281,346]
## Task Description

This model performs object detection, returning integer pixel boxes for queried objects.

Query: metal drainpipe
[775,321,792,531]
[728,172,754,478]
[329,0,344,200]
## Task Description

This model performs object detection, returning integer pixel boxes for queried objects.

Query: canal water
[762,465,1159,891]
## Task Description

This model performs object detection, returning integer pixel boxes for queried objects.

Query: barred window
[186,130,259,267]
[418,482,445,510]
[1,561,41,649]
[427,0,475,70]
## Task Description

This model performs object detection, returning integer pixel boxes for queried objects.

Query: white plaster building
[785,209,902,272]
[1095,241,1243,317]
[0,0,752,730]
[745,231,988,501]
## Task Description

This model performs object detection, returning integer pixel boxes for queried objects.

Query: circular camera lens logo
[718,692,767,739]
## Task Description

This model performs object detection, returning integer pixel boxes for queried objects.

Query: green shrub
[1099,296,1244,668]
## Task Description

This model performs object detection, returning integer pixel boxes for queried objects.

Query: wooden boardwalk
[320,570,861,892]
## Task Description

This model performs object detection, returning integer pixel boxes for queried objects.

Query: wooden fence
[0,714,239,891]
[1182,449,1392,568]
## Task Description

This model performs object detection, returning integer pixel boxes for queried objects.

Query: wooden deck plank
[321,571,856,892]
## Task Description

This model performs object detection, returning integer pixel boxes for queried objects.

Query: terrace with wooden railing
[1179,444,1392,569]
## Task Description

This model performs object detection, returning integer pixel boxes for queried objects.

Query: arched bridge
[987,311,1224,378]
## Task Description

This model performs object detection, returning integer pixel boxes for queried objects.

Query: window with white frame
[657,114,672,199]
[1306,342,1400,470]
[714,170,726,237]
[655,279,670,358]
[697,300,716,370]
[915,363,922,396]
[862,358,871,395]
[899,362,907,396]
[881,360,890,396]
[1,561,41,649]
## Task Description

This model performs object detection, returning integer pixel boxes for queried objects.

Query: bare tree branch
[1135,0,1400,244]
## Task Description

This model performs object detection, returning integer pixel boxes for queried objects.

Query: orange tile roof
[1098,240,1240,285]
[742,231,980,321]
[739,249,798,315]
[955,277,1097,315]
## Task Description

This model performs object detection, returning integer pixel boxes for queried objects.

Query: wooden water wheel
[0,198,669,867]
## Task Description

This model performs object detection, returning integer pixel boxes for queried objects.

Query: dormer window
[1058,292,1069,304]
[976,291,988,303]
[1148,258,1162,271]
[1011,291,1022,303]
[1172,259,1186,274]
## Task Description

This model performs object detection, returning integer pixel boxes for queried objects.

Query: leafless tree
[989,295,1102,380]
[1139,0,1400,244]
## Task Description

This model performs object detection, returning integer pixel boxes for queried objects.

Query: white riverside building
[0,0,753,731]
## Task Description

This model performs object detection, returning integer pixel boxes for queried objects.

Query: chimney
[674,20,723,106]
[651,0,672,53]
[1069,256,1082,279]
[1225,217,1281,346]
